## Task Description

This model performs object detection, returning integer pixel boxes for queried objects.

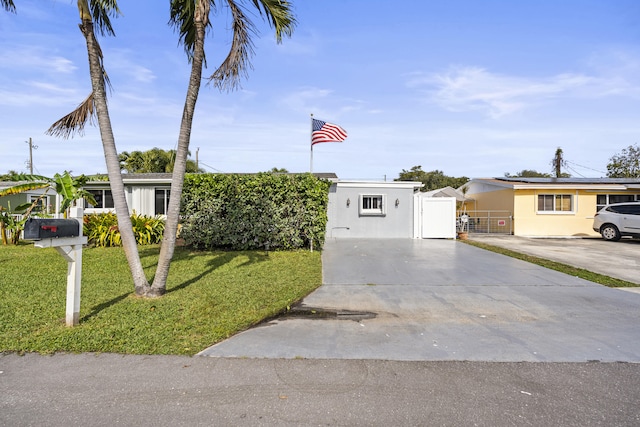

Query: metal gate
[456,210,512,234]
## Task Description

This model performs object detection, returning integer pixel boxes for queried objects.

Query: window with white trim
[359,194,386,216]
[87,189,114,209]
[537,194,573,212]
[29,195,49,213]
[155,188,171,215]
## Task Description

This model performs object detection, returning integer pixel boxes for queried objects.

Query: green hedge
[180,173,331,250]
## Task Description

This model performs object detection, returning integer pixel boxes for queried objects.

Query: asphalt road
[1,353,639,426]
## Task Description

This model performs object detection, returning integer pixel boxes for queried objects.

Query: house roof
[423,186,473,202]
[86,172,339,185]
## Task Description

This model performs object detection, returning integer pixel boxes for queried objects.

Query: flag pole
[310,113,314,173]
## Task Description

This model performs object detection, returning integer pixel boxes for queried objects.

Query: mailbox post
[27,207,87,327]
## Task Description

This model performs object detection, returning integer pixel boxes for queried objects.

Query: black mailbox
[23,218,81,240]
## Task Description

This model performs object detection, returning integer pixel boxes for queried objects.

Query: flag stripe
[312,119,347,145]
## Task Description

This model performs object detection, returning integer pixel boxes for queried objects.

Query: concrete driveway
[199,238,640,362]
[467,234,640,286]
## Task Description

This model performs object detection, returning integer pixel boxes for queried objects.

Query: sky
[1,1,640,181]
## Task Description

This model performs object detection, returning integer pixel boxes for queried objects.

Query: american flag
[312,119,348,145]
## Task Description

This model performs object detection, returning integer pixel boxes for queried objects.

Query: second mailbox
[23,218,81,240]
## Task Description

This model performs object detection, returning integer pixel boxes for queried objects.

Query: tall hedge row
[180,173,332,250]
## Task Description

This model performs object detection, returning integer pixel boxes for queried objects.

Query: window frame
[537,194,574,214]
[359,194,386,217]
[154,188,171,216]
[86,189,114,209]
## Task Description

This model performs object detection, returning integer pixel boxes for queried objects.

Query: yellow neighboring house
[461,177,640,237]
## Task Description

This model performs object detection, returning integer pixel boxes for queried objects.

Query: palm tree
[44,1,151,294]
[149,0,296,295]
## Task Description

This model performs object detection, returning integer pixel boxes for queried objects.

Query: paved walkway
[199,238,640,362]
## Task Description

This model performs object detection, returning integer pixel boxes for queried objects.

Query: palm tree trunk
[78,14,150,294]
[151,1,209,294]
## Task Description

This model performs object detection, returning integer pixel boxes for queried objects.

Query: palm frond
[209,0,256,91]
[46,93,96,139]
[0,182,50,197]
[169,0,201,61]
[249,0,296,41]
[1,0,16,13]
[86,0,122,37]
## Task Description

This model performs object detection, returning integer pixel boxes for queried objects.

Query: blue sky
[1,1,639,180]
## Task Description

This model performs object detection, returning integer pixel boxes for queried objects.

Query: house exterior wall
[84,184,170,217]
[513,189,599,237]
[465,179,640,237]
[0,190,56,215]
[326,181,419,238]
[466,186,514,213]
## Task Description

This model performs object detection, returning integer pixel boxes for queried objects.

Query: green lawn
[0,244,322,355]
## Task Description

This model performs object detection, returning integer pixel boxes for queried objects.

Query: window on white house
[537,194,572,212]
[155,189,170,215]
[87,189,114,209]
[359,194,386,216]
[29,195,48,213]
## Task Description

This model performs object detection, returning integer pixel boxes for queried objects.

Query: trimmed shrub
[180,173,331,250]
[84,212,165,247]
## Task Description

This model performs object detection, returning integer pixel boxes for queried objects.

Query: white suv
[593,202,640,241]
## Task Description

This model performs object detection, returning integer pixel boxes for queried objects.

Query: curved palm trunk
[150,1,209,294]
[78,11,150,294]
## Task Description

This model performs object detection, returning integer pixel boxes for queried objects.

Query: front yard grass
[0,244,322,355]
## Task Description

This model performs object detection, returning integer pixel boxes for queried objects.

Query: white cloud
[408,64,639,119]
[0,48,77,74]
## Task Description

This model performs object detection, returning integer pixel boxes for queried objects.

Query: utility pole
[25,137,38,174]
[196,147,199,170]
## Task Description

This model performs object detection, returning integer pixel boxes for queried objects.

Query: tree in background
[504,170,552,178]
[396,166,469,191]
[551,147,568,178]
[119,148,202,173]
[0,171,20,181]
[607,144,640,178]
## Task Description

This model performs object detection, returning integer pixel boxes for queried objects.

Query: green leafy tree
[396,166,469,191]
[119,148,202,173]
[0,170,20,181]
[607,144,640,178]
[505,169,552,178]
[0,172,96,244]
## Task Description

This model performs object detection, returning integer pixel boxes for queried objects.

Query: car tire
[600,224,621,241]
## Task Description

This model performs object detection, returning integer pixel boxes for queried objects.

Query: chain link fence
[457,210,512,234]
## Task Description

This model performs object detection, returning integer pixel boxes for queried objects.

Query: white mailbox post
[32,207,87,326]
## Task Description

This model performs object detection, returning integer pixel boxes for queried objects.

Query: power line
[565,160,606,175]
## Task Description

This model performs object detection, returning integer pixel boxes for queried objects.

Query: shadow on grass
[80,291,132,323]
[167,249,269,294]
